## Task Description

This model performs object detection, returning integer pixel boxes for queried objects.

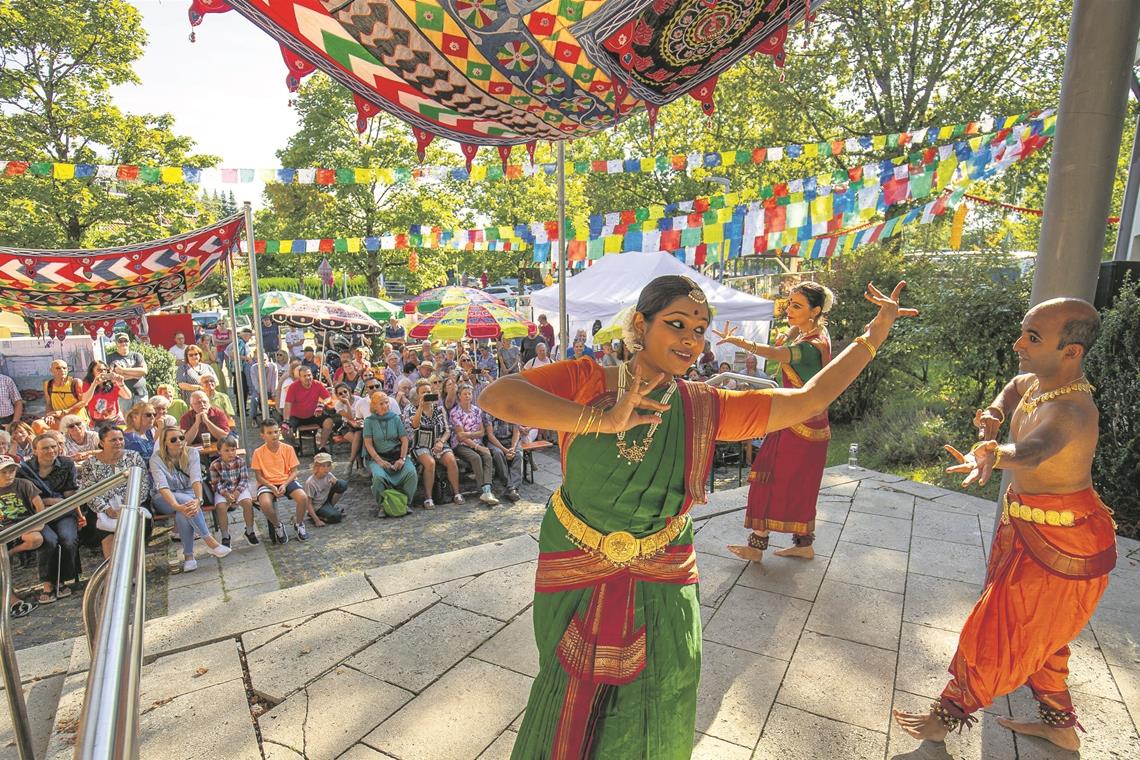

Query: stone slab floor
[4,461,1139,759]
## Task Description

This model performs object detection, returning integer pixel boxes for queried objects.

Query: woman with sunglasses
[59,414,99,461]
[150,426,231,571]
[79,360,131,425]
[123,402,159,461]
[77,425,150,559]
[333,382,367,470]
[175,345,218,406]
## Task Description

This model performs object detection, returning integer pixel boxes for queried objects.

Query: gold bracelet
[853,336,877,359]
[986,405,1006,423]
[992,446,1003,469]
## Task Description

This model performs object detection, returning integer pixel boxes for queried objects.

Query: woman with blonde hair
[59,414,98,460]
[149,426,230,572]
[123,402,158,461]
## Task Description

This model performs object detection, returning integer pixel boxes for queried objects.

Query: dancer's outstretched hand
[864,281,920,340]
[710,321,739,346]
[944,441,997,487]
[598,361,669,434]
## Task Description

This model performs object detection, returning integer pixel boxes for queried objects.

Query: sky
[111,1,301,206]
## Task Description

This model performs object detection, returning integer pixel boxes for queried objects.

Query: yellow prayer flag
[872,136,886,150]
[968,136,983,151]
[347,238,361,253]
[938,126,954,139]
[936,155,958,189]
[803,143,819,158]
[498,226,512,239]
[640,158,655,172]
[53,163,76,180]
[704,224,724,244]
[717,208,733,223]
[471,166,487,182]
[949,203,968,250]
[810,194,833,220]
[781,229,797,247]
[354,168,372,184]
[646,206,664,220]
[377,168,395,184]
[279,239,293,254]
[160,166,182,184]
[1003,115,1019,128]
[603,235,622,253]
[720,151,736,166]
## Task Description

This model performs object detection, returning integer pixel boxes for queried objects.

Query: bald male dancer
[894,298,1116,751]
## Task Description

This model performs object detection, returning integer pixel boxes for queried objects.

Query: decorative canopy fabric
[408,301,535,340]
[189,0,824,156]
[269,299,384,334]
[403,285,505,313]
[0,213,244,338]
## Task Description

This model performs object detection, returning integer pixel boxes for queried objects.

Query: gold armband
[985,406,1005,423]
[853,336,877,359]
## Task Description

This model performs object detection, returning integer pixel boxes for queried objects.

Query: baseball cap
[0,455,18,471]
[239,326,253,335]
[312,452,333,465]
[114,333,130,343]
[303,346,315,353]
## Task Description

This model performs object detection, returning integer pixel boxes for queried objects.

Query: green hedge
[256,276,377,299]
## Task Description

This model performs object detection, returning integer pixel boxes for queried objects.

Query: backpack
[380,488,409,517]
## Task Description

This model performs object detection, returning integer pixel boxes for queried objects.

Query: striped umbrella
[234,290,311,316]
[408,302,534,341]
[339,295,401,321]
[404,286,504,314]
[269,299,383,335]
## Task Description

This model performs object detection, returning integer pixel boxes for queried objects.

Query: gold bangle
[986,405,1006,423]
[992,446,1003,469]
[853,336,877,359]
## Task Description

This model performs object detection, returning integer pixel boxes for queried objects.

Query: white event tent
[529,252,774,364]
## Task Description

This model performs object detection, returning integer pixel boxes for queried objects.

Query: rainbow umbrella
[269,299,382,335]
[339,295,401,321]
[408,302,534,341]
[235,290,311,316]
[404,286,504,314]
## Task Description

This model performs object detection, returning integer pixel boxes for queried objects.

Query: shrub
[856,397,954,467]
[133,340,175,390]
[1085,272,1140,539]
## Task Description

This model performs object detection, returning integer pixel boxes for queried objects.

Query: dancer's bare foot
[996,717,1080,751]
[892,709,949,742]
[727,544,763,562]
[774,545,814,559]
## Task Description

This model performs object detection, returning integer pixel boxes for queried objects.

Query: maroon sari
[744,330,832,535]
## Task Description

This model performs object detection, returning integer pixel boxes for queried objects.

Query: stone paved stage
[4,454,1139,759]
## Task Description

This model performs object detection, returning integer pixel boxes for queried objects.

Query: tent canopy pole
[223,252,250,453]
[557,140,568,358]
[244,202,270,434]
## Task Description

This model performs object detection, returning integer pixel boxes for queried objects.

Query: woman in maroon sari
[717,281,835,562]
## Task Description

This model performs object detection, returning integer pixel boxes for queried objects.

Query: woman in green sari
[479,276,916,759]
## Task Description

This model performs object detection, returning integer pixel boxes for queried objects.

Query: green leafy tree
[0,0,218,248]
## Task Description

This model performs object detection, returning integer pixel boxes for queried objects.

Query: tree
[257,74,468,296]
[0,0,218,248]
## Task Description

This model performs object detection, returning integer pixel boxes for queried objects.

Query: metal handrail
[705,372,778,390]
[0,467,134,760]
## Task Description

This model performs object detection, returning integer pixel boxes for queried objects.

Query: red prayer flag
[752,148,766,164]
[659,230,681,250]
[118,165,139,181]
[316,168,335,185]
[319,238,334,252]
[4,161,28,176]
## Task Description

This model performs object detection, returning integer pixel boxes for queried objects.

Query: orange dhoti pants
[939,488,1116,728]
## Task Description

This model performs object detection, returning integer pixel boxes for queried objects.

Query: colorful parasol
[339,295,402,321]
[408,302,534,341]
[188,0,825,158]
[235,290,312,316]
[593,305,633,344]
[269,299,383,334]
[404,286,505,314]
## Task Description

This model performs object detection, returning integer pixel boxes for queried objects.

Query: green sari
[511,359,739,760]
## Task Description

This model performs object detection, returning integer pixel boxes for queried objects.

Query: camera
[422,393,439,402]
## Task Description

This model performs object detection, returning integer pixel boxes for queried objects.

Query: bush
[133,340,175,390]
[1085,272,1140,539]
[857,397,954,467]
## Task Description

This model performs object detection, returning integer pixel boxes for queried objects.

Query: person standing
[536,314,555,355]
[383,316,406,347]
[260,316,280,356]
[519,325,543,366]
[169,332,190,364]
[285,326,306,359]
[480,275,914,759]
[718,281,836,562]
[106,334,149,408]
[0,368,24,427]
[894,298,1115,752]
[497,335,520,376]
[175,345,218,405]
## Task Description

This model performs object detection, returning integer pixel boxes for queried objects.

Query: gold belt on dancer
[551,489,688,567]
[1001,494,1075,527]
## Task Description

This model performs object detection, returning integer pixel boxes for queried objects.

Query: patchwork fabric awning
[188,0,825,159]
[0,214,244,339]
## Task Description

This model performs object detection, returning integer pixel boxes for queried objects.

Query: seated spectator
[519,325,543,365]
[564,330,595,359]
[334,352,366,395]
[44,359,86,426]
[362,391,417,515]
[382,353,403,394]
[685,367,701,381]
[305,452,347,520]
[697,339,717,375]
[332,382,366,469]
[414,339,434,364]
[78,426,150,559]
[438,348,457,375]
[209,435,267,546]
[0,368,23,428]
[149,394,172,423]
[199,374,235,419]
[393,376,414,411]
[523,342,552,370]
[0,431,12,460]
[277,359,301,411]
[716,362,738,389]
[352,345,372,369]
[412,360,435,384]
[80,360,131,425]
[60,415,99,461]
[405,378,461,508]
[449,384,498,506]
[175,345,217,405]
[8,422,33,458]
[300,346,320,376]
[0,456,43,618]
[599,341,620,367]
[150,426,231,571]
[152,384,175,402]
[383,316,406,347]
[180,391,231,446]
[251,420,321,543]
[740,353,772,381]
[486,413,522,502]
[284,367,335,453]
[17,434,80,603]
[123,402,158,461]
[440,375,460,413]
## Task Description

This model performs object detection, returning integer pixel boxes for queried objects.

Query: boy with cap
[304,452,347,521]
[0,456,43,617]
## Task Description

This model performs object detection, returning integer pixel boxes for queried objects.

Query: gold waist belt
[1002,495,1075,527]
[551,489,689,567]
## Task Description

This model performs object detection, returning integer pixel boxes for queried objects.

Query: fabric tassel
[525,140,537,166]
[280,45,316,92]
[413,128,435,162]
[461,143,480,171]
[352,94,380,134]
[498,145,512,172]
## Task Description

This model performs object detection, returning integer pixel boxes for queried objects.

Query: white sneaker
[206,543,232,559]
[479,491,500,506]
[183,559,198,572]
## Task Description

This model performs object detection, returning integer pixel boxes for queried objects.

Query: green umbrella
[339,295,401,321]
[235,291,311,317]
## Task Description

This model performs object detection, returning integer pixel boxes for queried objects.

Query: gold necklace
[615,361,676,465]
[1018,376,1095,415]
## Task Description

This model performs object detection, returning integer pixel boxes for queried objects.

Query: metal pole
[76,466,147,760]
[223,252,250,450]
[1113,101,1140,262]
[244,203,270,434]
[557,141,568,358]
[1031,0,1140,303]
[0,548,33,760]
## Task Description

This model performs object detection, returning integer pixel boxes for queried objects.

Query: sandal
[55,585,73,600]
[10,600,37,618]
[36,591,57,605]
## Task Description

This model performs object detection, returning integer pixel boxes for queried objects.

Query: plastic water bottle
[847,443,860,470]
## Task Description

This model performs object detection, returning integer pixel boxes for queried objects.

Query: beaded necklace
[1017,376,1095,415]
[615,361,677,465]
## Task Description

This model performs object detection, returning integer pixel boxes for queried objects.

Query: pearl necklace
[615,361,677,465]
[1017,376,1095,415]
